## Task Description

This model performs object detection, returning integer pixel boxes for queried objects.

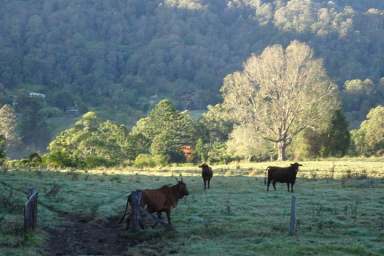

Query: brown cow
[119,179,189,228]
[264,162,302,192]
[199,163,213,190]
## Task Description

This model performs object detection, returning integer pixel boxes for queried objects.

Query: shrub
[207,142,232,164]
[134,154,157,168]
[46,112,131,168]
[84,156,115,168]
[4,152,45,169]
[152,154,169,166]
[28,153,43,167]
[5,159,32,169]
[45,151,81,168]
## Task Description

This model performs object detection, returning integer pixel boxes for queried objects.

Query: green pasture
[0,159,384,255]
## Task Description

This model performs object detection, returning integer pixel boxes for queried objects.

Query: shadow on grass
[1,168,384,256]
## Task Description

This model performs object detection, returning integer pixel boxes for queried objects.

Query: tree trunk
[277,141,287,161]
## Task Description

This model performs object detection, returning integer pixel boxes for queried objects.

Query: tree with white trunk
[219,41,338,160]
[0,104,19,152]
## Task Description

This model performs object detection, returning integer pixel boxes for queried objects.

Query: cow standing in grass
[264,163,302,192]
[119,179,189,229]
[199,163,213,190]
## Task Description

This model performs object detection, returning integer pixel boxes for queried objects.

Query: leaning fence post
[289,195,296,236]
[24,188,38,233]
[129,191,142,231]
[32,192,38,230]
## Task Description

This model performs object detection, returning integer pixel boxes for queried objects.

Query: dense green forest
[0,0,384,162]
[1,1,384,112]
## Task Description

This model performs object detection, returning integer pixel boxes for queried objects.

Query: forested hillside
[0,0,384,149]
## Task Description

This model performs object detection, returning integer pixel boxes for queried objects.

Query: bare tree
[220,41,338,160]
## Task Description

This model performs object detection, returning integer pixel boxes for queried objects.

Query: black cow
[264,162,302,192]
[199,163,213,190]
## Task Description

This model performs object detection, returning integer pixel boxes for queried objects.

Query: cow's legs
[203,180,207,190]
[208,179,210,189]
[267,179,271,191]
[272,181,277,191]
[165,209,171,225]
[287,183,290,192]
[291,182,294,193]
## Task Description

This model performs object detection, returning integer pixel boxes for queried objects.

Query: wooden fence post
[24,188,38,233]
[289,195,296,236]
[129,191,142,231]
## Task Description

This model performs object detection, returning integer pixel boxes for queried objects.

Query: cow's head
[175,177,189,198]
[199,163,209,169]
[291,162,302,173]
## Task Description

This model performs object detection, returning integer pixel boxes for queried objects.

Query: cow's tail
[264,167,269,185]
[119,194,131,224]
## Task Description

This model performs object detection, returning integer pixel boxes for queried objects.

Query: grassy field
[1,159,384,255]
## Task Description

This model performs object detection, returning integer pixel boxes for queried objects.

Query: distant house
[65,107,80,116]
[149,94,159,105]
[29,92,46,99]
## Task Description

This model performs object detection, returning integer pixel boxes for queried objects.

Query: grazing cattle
[119,179,189,228]
[199,163,213,190]
[264,162,302,192]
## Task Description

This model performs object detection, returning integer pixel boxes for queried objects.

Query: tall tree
[219,41,338,160]
[0,135,5,164]
[352,105,384,155]
[321,110,350,157]
[16,95,50,150]
[201,104,233,143]
[0,104,18,150]
[291,109,350,159]
[342,78,384,128]
[131,99,178,140]
[132,99,198,163]
[227,124,274,161]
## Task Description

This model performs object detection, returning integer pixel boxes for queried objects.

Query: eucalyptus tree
[0,135,5,164]
[220,41,338,160]
[352,105,384,155]
[0,104,18,150]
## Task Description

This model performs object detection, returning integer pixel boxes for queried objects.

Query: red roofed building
[181,145,193,161]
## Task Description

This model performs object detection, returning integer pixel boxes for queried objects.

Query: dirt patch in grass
[46,215,140,256]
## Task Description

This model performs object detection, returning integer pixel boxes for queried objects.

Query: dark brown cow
[119,179,189,228]
[264,162,302,192]
[199,163,213,190]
